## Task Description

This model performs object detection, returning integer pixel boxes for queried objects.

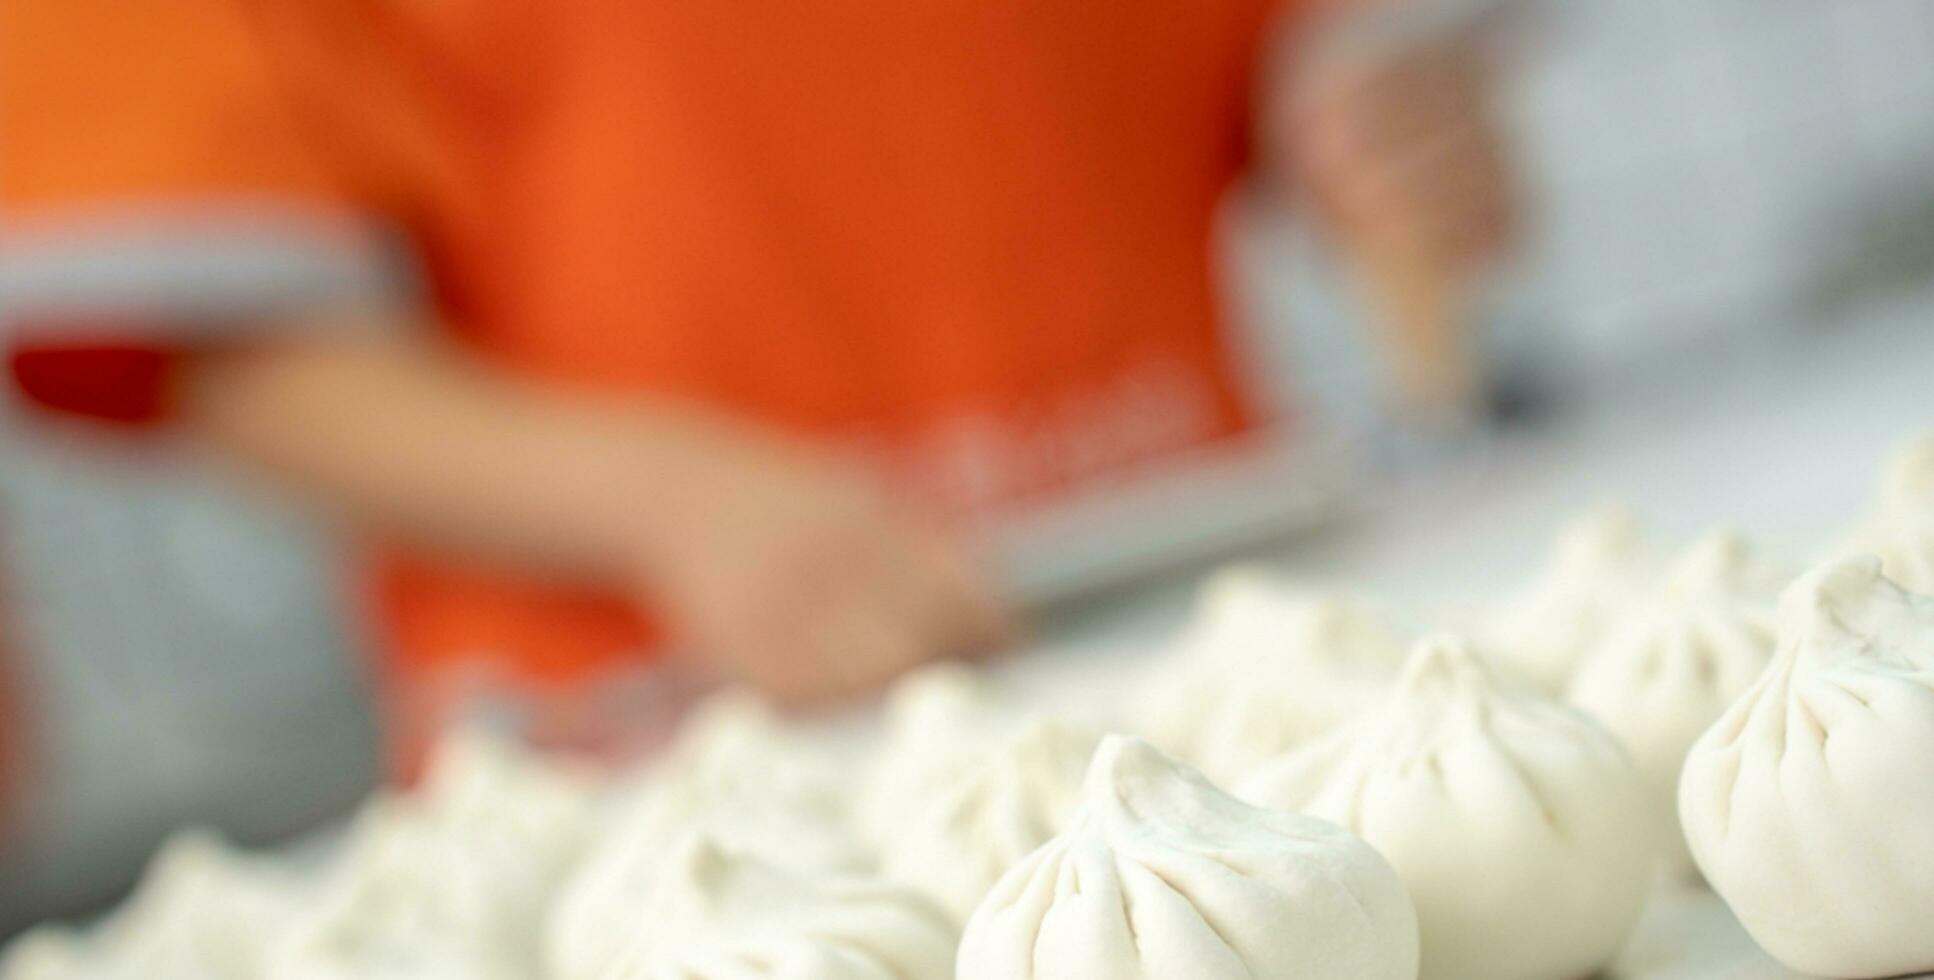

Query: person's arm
[175,320,1011,704]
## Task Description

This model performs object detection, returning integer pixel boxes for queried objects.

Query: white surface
[1611,886,1801,980]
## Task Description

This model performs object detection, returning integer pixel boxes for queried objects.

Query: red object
[9,341,177,426]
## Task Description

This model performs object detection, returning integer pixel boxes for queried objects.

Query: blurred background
[4,0,1933,937]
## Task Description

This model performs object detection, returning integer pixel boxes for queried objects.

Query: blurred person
[1,0,1512,772]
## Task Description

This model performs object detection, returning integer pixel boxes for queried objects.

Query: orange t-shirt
[5,0,1288,759]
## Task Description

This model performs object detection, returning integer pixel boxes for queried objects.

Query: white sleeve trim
[0,200,417,338]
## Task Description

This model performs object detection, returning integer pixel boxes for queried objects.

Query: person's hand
[1292,38,1514,279]
[1282,35,1518,419]
[630,420,1013,707]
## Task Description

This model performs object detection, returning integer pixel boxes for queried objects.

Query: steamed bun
[1243,636,1655,980]
[1835,436,1934,592]
[1128,567,1309,759]
[0,831,313,980]
[1481,504,1657,693]
[646,692,856,814]
[1680,556,1934,978]
[546,694,866,980]
[1567,531,1781,875]
[1129,569,1406,784]
[271,730,596,980]
[854,662,1018,844]
[602,835,956,980]
[957,735,1418,980]
[270,801,541,980]
[880,719,1096,923]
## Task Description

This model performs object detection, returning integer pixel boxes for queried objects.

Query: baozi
[1129,569,1406,784]
[957,734,1419,980]
[0,831,313,980]
[854,662,1017,844]
[1128,566,1312,759]
[271,797,560,980]
[1679,556,1934,979]
[1567,531,1780,875]
[1481,504,1657,693]
[1834,436,1934,592]
[1243,636,1655,980]
[271,729,595,980]
[601,834,957,980]
[880,719,1096,924]
[649,691,855,814]
[546,695,866,980]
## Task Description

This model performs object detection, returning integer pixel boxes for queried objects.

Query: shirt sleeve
[1,0,411,424]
